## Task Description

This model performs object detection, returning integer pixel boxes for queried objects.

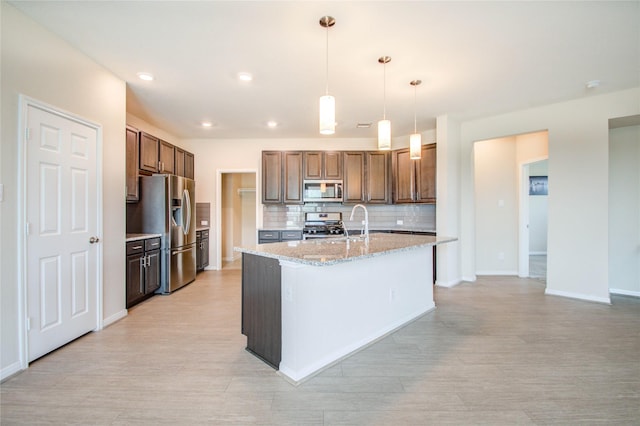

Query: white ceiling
[10,1,640,140]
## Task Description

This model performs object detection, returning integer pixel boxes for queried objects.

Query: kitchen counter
[237,233,456,384]
[126,233,162,242]
[237,233,454,267]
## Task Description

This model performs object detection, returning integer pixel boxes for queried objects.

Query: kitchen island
[235,233,456,384]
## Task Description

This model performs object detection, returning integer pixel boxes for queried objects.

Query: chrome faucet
[349,204,369,241]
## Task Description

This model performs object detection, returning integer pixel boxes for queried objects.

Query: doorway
[218,171,257,270]
[520,159,549,280]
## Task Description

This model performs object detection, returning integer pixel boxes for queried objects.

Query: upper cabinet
[139,131,160,173]
[125,126,139,202]
[129,127,194,184]
[303,151,343,180]
[392,143,436,204]
[343,151,390,204]
[158,139,175,174]
[262,151,303,204]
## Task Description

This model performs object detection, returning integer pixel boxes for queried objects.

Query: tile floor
[1,269,638,425]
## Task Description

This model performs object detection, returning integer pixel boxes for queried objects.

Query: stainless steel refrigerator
[128,175,196,294]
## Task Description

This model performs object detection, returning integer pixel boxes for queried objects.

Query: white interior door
[25,103,100,362]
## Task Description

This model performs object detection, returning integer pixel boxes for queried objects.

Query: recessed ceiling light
[201,121,213,128]
[267,121,278,128]
[136,72,154,81]
[238,72,253,82]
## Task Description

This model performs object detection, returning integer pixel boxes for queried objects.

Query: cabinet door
[416,143,436,203]
[392,148,416,203]
[184,152,194,179]
[145,249,161,294]
[262,151,282,203]
[303,151,322,180]
[283,151,303,204]
[125,126,139,202]
[175,147,186,177]
[139,132,159,173]
[158,140,175,174]
[324,151,343,179]
[202,237,209,268]
[196,233,203,271]
[343,152,365,203]
[126,254,145,307]
[366,151,390,204]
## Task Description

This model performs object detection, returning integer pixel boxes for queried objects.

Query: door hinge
[25,128,31,141]
[25,222,30,235]
[26,317,31,331]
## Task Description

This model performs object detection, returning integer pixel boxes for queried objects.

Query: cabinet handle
[132,245,143,250]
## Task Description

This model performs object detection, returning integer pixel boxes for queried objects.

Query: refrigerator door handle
[172,246,194,256]
[182,188,191,235]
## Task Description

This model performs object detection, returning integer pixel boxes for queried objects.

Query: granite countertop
[235,233,456,267]
[126,233,162,242]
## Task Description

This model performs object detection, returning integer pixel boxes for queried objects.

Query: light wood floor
[2,271,639,425]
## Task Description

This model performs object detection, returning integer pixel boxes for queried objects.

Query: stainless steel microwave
[303,180,343,203]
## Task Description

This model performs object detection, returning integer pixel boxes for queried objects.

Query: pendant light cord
[413,84,417,133]
[383,61,387,120]
[325,24,329,96]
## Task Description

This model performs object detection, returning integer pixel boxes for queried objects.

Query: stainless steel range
[302,212,346,239]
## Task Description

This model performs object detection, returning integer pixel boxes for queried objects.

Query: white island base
[278,246,434,383]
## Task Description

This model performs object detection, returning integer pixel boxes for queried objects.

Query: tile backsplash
[263,203,435,231]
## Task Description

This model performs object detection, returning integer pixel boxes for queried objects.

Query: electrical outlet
[389,288,397,302]
[201,220,208,226]
[396,219,403,225]
[498,252,505,261]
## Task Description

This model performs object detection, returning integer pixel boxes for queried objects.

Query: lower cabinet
[258,230,303,244]
[196,229,209,272]
[126,237,161,308]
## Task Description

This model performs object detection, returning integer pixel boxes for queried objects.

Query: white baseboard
[1,360,24,382]
[461,275,477,282]
[545,288,611,305]
[204,265,217,271]
[436,278,462,288]
[475,270,518,276]
[103,309,127,328]
[609,288,640,298]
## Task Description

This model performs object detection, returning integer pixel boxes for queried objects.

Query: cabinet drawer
[258,230,280,241]
[126,241,145,255]
[281,230,302,241]
[145,238,161,251]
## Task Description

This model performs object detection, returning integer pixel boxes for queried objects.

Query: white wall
[609,124,640,296]
[1,3,126,378]
[457,88,640,303]
[474,137,519,274]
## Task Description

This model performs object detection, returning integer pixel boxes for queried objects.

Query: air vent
[356,122,372,128]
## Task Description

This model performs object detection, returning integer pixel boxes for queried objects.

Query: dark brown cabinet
[125,126,139,202]
[175,147,185,177]
[241,253,282,369]
[343,151,390,204]
[158,139,175,174]
[139,132,160,173]
[303,151,342,180]
[126,237,160,308]
[392,144,436,204]
[258,230,302,244]
[196,229,209,271]
[184,152,194,179]
[261,151,303,204]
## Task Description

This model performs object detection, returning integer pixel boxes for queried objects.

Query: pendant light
[409,80,422,159]
[319,16,336,135]
[377,56,392,150]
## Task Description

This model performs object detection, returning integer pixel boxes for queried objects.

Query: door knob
[89,236,100,244]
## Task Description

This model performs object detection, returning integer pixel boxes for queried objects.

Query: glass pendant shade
[319,95,335,135]
[378,119,391,150]
[410,133,422,159]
